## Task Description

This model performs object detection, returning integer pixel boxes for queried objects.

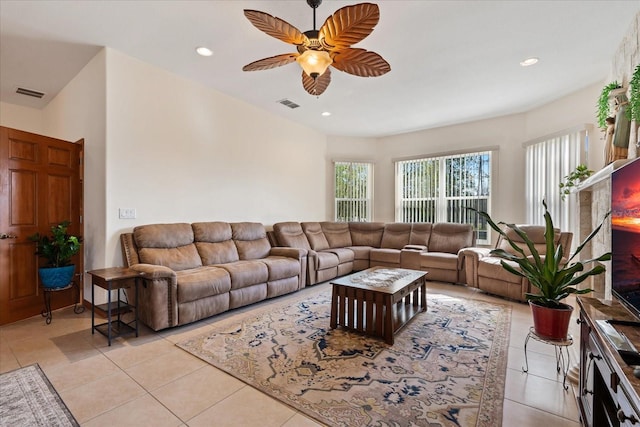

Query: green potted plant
[559,164,594,201]
[472,201,611,340]
[628,65,640,123]
[597,81,621,129]
[29,221,82,289]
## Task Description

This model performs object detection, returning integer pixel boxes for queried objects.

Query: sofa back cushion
[273,222,311,250]
[231,222,271,260]
[381,223,412,249]
[497,225,561,257]
[349,222,384,247]
[192,222,240,265]
[428,223,475,254]
[321,222,352,248]
[134,223,202,271]
[409,223,432,246]
[302,222,330,251]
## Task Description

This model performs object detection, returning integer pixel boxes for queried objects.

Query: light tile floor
[0,281,582,426]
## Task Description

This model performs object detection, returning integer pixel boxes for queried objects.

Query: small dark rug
[0,364,78,427]
[178,289,511,427]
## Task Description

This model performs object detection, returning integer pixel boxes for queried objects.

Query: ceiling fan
[242,0,391,96]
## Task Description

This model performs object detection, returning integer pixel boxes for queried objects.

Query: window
[396,151,492,244]
[525,127,589,246]
[334,161,373,222]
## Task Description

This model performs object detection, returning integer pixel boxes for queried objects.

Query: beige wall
[326,83,602,226]
[0,102,43,134]
[103,49,327,266]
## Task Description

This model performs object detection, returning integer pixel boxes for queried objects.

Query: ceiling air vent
[16,87,46,99]
[277,98,300,109]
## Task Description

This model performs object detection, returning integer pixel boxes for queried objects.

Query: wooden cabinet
[577,297,640,427]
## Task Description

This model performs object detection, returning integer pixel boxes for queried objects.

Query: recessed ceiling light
[196,46,213,57]
[321,111,331,117]
[520,57,539,67]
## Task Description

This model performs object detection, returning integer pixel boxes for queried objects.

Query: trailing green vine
[597,81,621,129]
[628,64,640,123]
[559,164,594,201]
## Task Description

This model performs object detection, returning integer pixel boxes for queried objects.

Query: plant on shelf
[471,201,611,340]
[29,221,82,289]
[559,164,594,201]
[597,81,621,129]
[628,64,640,123]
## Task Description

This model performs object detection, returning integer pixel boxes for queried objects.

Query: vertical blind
[525,128,588,243]
[396,151,492,244]
[334,161,372,222]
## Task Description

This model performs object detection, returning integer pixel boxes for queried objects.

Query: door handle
[0,233,17,239]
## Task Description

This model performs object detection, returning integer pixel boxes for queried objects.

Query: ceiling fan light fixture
[296,50,332,79]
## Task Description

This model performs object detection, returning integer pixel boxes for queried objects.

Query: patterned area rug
[178,290,511,427]
[0,364,78,427]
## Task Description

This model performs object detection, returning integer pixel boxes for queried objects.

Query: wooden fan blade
[302,68,331,96]
[319,3,379,49]
[243,53,299,71]
[244,10,307,45]
[331,48,390,77]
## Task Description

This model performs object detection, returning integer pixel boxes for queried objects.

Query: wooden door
[0,126,83,325]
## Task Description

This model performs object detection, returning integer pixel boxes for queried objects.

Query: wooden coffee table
[329,267,427,344]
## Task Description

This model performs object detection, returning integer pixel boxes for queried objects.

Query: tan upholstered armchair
[461,225,573,301]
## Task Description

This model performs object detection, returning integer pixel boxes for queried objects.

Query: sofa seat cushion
[260,256,300,281]
[478,258,522,284]
[176,267,231,303]
[316,251,339,269]
[346,246,372,260]
[217,260,269,289]
[324,248,355,263]
[370,248,401,264]
[420,252,458,270]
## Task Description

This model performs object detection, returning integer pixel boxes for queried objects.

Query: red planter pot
[530,301,573,340]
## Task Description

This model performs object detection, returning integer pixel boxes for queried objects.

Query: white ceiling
[1,1,638,137]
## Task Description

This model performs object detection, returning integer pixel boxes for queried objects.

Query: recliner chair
[461,225,573,301]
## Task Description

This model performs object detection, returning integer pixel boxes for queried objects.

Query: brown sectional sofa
[120,222,306,331]
[272,221,476,286]
[118,217,573,331]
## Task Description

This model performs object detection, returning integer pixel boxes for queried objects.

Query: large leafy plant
[472,201,611,308]
[29,221,82,267]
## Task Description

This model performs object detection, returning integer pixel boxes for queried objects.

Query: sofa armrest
[127,264,178,331]
[270,247,308,259]
[458,247,492,288]
[459,247,492,259]
[130,263,176,279]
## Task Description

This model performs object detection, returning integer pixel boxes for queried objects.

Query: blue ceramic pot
[39,265,75,289]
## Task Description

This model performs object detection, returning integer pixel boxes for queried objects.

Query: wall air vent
[277,99,300,109]
[16,87,46,99]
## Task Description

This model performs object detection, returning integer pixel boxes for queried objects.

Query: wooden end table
[330,267,428,345]
[88,267,144,346]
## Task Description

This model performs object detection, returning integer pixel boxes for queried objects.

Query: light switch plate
[119,208,136,219]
